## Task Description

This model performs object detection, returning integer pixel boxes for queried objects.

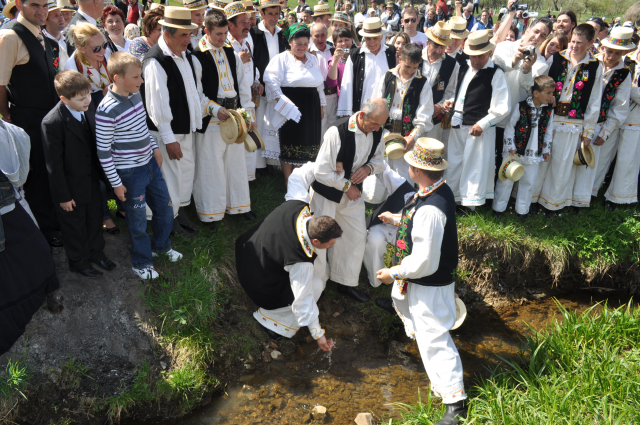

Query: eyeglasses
[587,17,604,25]
[403,18,416,23]
[91,42,109,53]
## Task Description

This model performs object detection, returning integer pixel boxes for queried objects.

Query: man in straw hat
[372,43,434,182]
[191,7,257,233]
[441,29,509,210]
[43,0,71,69]
[445,16,469,66]
[381,2,400,32]
[140,6,211,238]
[577,26,634,209]
[537,23,603,215]
[0,0,64,248]
[377,138,468,425]
[208,0,231,15]
[182,0,207,51]
[1,1,18,28]
[329,11,350,32]
[311,3,330,28]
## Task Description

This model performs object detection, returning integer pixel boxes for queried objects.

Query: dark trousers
[10,106,59,239]
[473,3,480,13]
[495,126,505,182]
[55,179,105,269]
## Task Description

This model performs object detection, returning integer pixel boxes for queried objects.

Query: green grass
[389,300,640,424]
[0,359,30,422]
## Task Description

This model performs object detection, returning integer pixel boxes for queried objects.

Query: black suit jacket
[41,101,107,205]
[249,25,288,88]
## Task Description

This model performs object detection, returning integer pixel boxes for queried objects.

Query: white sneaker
[152,248,183,262]
[132,266,159,280]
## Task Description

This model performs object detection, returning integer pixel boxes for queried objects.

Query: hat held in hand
[498,154,525,182]
[384,133,406,160]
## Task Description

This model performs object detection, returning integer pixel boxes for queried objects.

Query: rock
[305,335,314,344]
[332,312,340,318]
[270,350,282,360]
[159,361,167,370]
[354,412,373,425]
[312,405,327,421]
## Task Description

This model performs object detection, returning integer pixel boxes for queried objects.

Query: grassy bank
[390,300,640,424]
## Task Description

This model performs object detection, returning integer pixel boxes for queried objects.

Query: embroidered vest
[514,101,553,156]
[349,45,397,112]
[548,51,600,120]
[431,54,457,123]
[382,70,428,136]
[598,67,631,124]
[454,62,498,126]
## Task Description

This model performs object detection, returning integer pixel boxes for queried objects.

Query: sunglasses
[587,17,604,25]
[91,42,109,53]
[404,18,416,23]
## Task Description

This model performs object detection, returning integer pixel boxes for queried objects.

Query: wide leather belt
[324,86,338,96]
[217,96,239,110]
[384,119,403,134]
[555,101,571,117]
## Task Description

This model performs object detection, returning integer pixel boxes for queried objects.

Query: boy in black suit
[42,70,116,278]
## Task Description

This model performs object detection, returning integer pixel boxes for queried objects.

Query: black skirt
[0,202,59,355]
[279,86,322,165]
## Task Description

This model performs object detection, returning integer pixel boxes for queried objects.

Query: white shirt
[596,56,631,140]
[503,97,554,164]
[258,20,281,61]
[421,53,460,107]
[372,66,434,139]
[228,34,260,85]
[190,28,204,51]
[338,44,390,116]
[382,11,400,31]
[309,44,332,81]
[354,12,368,28]
[449,58,510,130]
[142,36,208,144]
[409,32,428,48]
[285,161,316,203]
[65,105,84,122]
[77,9,97,26]
[43,29,69,70]
[113,37,132,53]
[264,51,327,106]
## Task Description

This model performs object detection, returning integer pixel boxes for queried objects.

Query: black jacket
[249,25,288,88]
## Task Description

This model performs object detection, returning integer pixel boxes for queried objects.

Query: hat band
[608,36,632,46]
[577,147,587,165]
[469,40,490,50]
[363,27,383,34]
[260,0,280,7]
[411,145,445,167]
[212,0,227,7]
[451,28,466,35]
[185,0,207,8]
[501,158,516,179]
[164,17,193,25]
[432,31,450,41]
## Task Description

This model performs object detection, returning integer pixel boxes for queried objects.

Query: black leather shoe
[545,209,557,218]
[71,266,103,278]
[571,206,581,215]
[493,210,503,219]
[256,166,274,177]
[376,298,395,314]
[337,285,370,303]
[518,213,527,223]
[47,235,64,247]
[105,225,120,235]
[202,221,217,233]
[263,326,284,341]
[244,211,257,220]
[46,292,64,314]
[171,219,195,240]
[435,400,468,425]
[91,257,117,271]
[177,207,199,232]
[605,201,617,212]
[529,203,539,215]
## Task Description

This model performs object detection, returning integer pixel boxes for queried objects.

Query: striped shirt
[96,88,158,187]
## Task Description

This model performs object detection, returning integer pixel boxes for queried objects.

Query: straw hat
[384,133,406,160]
[242,0,257,14]
[257,0,281,10]
[451,297,467,330]
[573,141,596,168]
[425,21,453,46]
[312,3,330,17]
[224,1,247,20]
[228,109,248,144]
[209,0,231,11]
[386,1,394,7]
[244,129,264,152]
[601,26,636,50]
[183,0,207,10]
[149,2,163,11]
[448,16,469,39]
[159,7,197,29]
[47,0,60,12]
[2,1,15,19]
[219,113,239,144]
[329,12,351,26]
[404,138,448,171]
[358,17,388,37]
[57,0,75,10]
[498,154,525,182]
[463,29,494,55]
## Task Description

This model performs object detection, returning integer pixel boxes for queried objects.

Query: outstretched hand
[317,336,334,352]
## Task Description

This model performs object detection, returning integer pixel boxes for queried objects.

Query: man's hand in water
[317,336,334,351]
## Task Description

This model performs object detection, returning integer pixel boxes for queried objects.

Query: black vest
[140,43,197,135]
[393,183,458,286]
[349,45,397,112]
[454,62,498,126]
[431,55,457,125]
[382,70,428,135]
[548,52,600,120]
[8,23,59,112]
[235,200,317,310]
[454,50,469,67]
[193,45,241,133]
[366,180,415,229]
[250,25,288,90]
[311,117,382,203]
[513,101,553,156]
[598,67,631,124]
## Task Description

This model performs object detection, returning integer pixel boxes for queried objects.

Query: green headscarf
[284,23,309,42]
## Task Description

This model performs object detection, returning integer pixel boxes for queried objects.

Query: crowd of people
[1,0,640,423]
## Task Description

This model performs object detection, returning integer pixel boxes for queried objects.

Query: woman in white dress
[263,23,327,184]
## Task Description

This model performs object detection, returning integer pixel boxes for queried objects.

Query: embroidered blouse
[596,55,631,141]
[263,50,327,106]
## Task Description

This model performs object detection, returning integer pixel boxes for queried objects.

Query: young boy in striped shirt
[96,52,182,280]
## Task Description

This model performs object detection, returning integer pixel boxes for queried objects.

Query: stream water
[180,292,633,425]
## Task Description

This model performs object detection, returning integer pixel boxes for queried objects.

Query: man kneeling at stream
[235,199,341,352]
[377,138,467,425]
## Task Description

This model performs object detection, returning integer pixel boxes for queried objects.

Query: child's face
[568,33,593,57]
[533,87,555,105]
[62,91,91,111]
[601,46,628,68]
[116,64,143,94]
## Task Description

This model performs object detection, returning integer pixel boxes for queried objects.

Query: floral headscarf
[284,23,309,42]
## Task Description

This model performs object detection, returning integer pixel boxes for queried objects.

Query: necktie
[80,114,85,125]
[37,34,46,50]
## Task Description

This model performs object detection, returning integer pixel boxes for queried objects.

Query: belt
[555,101,570,117]
[324,86,338,96]
[217,96,239,110]
[384,119,403,134]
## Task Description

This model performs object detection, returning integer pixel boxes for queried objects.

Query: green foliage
[59,356,92,389]
[0,359,30,421]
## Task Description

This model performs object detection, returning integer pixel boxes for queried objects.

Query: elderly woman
[540,31,568,64]
[102,5,131,52]
[128,8,163,61]
[263,23,326,184]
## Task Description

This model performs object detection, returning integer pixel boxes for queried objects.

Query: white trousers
[530,159,549,204]
[592,128,621,196]
[363,223,397,287]
[246,150,256,181]
[539,130,580,211]
[192,129,251,222]
[493,161,540,214]
[447,127,496,206]
[254,99,267,169]
[572,125,603,207]
[392,281,467,404]
[152,132,195,218]
[310,190,367,287]
[321,93,338,136]
[605,128,640,204]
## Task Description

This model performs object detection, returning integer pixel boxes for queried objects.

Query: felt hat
[329,12,351,26]
[498,154,525,182]
[242,0,257,13]
[224,1,247,20]
[601,26,636,50]
[159,7,197,29]
[451,297,467,330]
[257,0,281,10]
[228,109,248,144]
[463,29,494,55]
[47,0,61,12]
[404,137,448,171]
[2,1,15,19]
[384,133,406,160]
[358,17,388,37]
[448,16,469,39]
[574,141,596,168]
[244,129,264,152]
[425,21,453,46]
[312,3,330,17]
[183,0,207,11]
[209,0,231,11]
[219,113,239,144]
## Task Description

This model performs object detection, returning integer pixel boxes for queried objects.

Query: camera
[510,0,517,11]
[341,48,350,54]
[522,45,536,57]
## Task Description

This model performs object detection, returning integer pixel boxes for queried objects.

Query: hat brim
[228,109,248,144]
[451,297,467,330]
[185,3,208,10]
[3,1,16,18]
[48,6,61,12]
[425,29,453,46]
[158,19,198,30]
[463,41,495,56]
[404,150,448,171]
[329,18,352,25]
[358,28,388,37]
[498,154,524,181]
[220,114,239,144]
[600,39,636,50]
[257,3,281,10]
[450,29,469,39]
[312,11,331,16]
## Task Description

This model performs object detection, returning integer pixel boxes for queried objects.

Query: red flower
[396,240,407,250]
[575,81,584,90]
[403,116,411,123]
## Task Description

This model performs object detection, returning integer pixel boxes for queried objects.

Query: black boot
[518,213,527,223]
[375,298,395,314]
[435,400,468,425]
[244,211,257,220]
[493,210,503,219]
[262,326,284,341]
[171,218,194,240]
[337,285,370,303]
[529,203,539,215]
[202,221,217,233]
[177,207,199,232]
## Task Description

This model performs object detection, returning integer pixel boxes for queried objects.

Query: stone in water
[354,412,373,425]
[312,405,327,420]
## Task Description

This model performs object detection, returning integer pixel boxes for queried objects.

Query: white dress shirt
[421,53,460,107]
[354,12,368,28]
[258,20,282,61]
[596,56,631,141]
[43,29,69,70]
[338,44,390,116]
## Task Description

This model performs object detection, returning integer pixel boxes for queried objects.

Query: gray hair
[311,22,328,34]
[527,16,553,35]
[162,25,178,36]
[465,3,473,11]
[362,98,389,118]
